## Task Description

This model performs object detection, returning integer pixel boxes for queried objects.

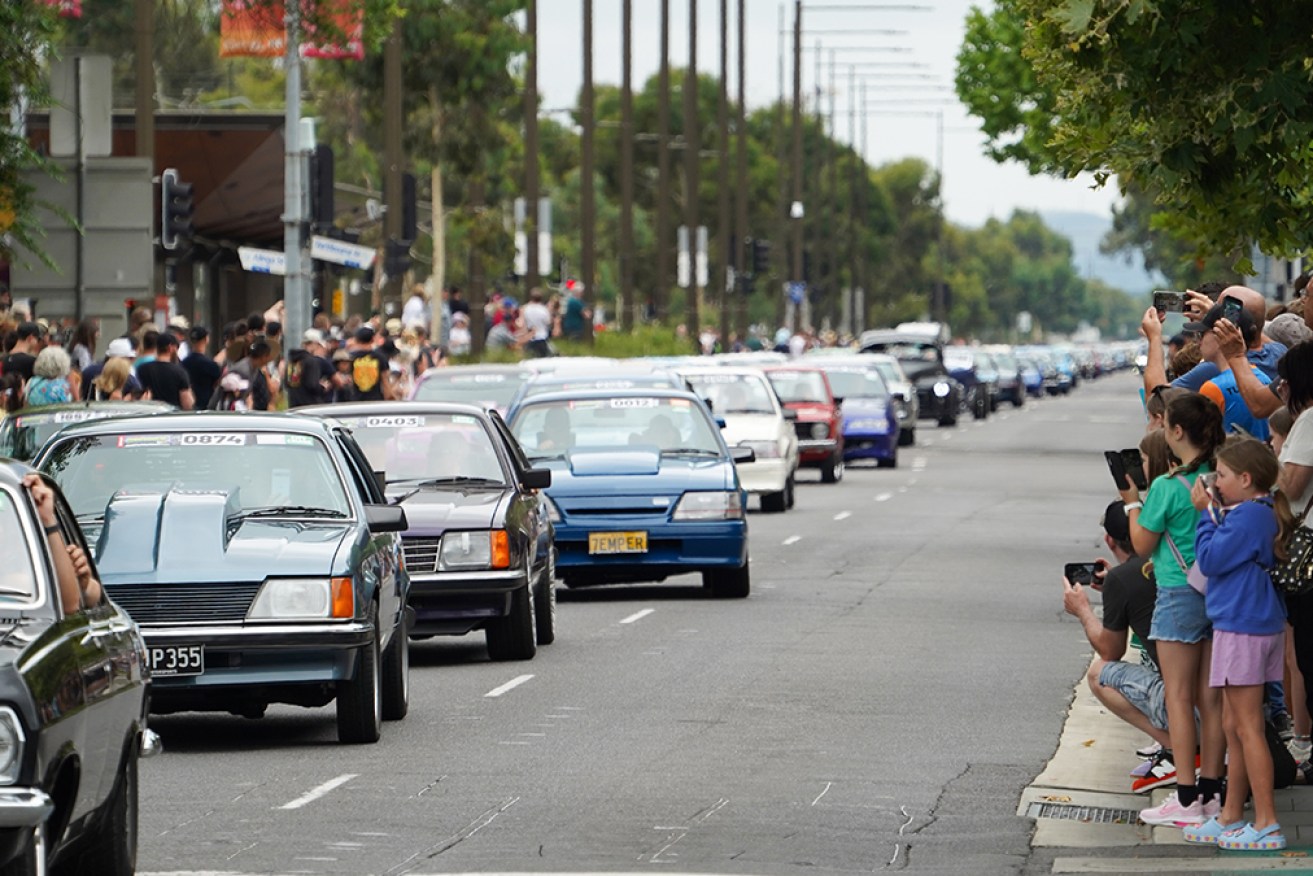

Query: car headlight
[932,381,951,398]
[440,530,511,570]
[248,577,354,620]
[673,491,744,521]
[0,707,24,786]
[809,422,829,439]
[543,496,562,523]
[740,440,781,459]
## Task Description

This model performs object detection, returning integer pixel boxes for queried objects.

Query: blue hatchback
[507,389,753,597]
[812,361,901,468]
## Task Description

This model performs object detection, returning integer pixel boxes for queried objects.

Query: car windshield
[0,409,119,461]
[41,431,352,520]
[524,376,673,398]
[870,361,904,387]
[335,413,507,485]
[765,371,830,404]
[943,349,976,370]
[819,368,888,399]
[0,489,38,599]
[683,373,777,415]
[511,396,722,458]
[413,371,528,409]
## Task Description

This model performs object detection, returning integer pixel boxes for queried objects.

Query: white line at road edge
[279,773,358,810]
[484,674,535,698]
[620,608,655,625]
[782,535,802,545]
[834,511,852,521]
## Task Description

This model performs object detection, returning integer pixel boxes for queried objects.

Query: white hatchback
[680,367,800,513]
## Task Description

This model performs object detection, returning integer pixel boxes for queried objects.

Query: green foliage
[555,324,695,358]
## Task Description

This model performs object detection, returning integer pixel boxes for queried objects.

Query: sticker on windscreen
[689,374,741,384]
[451,415,477,424]
[254,434,315,446]
[363,415,425,428]
[118,433,248,448]
[609,398,659,409]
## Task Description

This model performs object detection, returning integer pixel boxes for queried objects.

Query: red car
[763,366,845,483]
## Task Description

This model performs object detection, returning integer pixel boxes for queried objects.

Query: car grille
[794,421,825,441]
[403,537,442,574]
[106,583,262,625]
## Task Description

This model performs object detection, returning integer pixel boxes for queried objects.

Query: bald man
[1141,285,1287,399]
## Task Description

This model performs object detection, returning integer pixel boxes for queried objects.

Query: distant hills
[1040,210,1165,298]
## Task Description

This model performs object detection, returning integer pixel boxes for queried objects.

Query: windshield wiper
[390,476,505,487]
[527,453,565,462]
[234,505,348,520]
[75,512,105,524]
[660,447,721,457]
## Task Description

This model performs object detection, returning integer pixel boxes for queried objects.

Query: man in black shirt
[229,340,275,411]
[286,329,332,408]
[136,332,194,409]
[349,327,393,402]
[1063,500,1168,752]
[182,326,222,410]
[2,322,42,381]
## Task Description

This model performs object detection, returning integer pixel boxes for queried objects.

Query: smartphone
[1221,296,1243,324]
[1105,450,1140,491]
[1153,290,1185,313]
[1065,562,1098,586]
[1115,448,1147,490]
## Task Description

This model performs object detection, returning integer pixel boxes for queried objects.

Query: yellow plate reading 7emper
[588,531,648,554]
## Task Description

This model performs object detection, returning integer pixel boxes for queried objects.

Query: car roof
[512,386,707,408]
[296,400,491,420]
[761,364,827,373]
[0,459,36,487]
[43,410,337,438]
[416,363,530,380]
[8,400,173,417]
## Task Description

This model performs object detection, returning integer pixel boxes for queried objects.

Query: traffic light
[310,144,335,229]
[160,168,194,250]
[751,238,771,277]
[384,237,411,279]
[401,172,418,242]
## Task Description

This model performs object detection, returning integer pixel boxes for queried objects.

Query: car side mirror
[521,468,552,490]
[831,396,844,406]
[715,417,728,429]
[365,505,408,533]
[781,408,798,421]
[730,445,756,464]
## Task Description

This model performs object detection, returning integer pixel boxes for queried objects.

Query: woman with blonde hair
[90,357,133,401]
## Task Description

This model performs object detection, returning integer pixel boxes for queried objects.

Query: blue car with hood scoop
[35,412,411,745]
[507,389,753,597]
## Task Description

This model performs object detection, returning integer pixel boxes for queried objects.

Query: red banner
[40,0,82,18]
[220,1,364,61]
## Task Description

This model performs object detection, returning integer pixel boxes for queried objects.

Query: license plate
[148,645,205,677]
[588,531,648,554]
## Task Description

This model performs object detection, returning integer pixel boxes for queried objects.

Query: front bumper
[555,518,748,584]
[843,430,897,461]
[0,790,52,828]
[736,458,790,494]
[407,569,527,636]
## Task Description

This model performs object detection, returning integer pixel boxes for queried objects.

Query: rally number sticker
[364,415,425,428]
[609,398,659,409]
[180,433,246,446]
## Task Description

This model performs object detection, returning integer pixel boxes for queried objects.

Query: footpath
[1020,655,1313,874]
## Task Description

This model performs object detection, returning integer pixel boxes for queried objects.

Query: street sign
[677,226,691,289]
[239,247,287,275]
[787,281,806,304]
[310,235,376,270]
[695,226,708,288]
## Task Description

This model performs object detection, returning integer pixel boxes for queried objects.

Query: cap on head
[302,328,326,345]
[1184,299,1258,345]
[105,337,135,359]
[1267,312,1313,350]
[354,326,375,344]
[168,315,191,331]
[1102,499,1131,545]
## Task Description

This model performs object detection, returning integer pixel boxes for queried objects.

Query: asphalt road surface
[137,372,1145,876]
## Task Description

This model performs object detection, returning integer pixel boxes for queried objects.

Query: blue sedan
[507,389,753,597]
[812,361,901,468]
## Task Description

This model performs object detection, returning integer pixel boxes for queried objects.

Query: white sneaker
[1140,792,1205,827]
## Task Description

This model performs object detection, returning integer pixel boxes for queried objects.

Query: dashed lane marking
[833,511,851,521]
[874,492,893,502]
[484,674,534,698]
[782,535,802,545]
[278,773,358,810]
[620,608,655,624]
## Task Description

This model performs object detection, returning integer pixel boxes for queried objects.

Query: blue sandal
[1217,822,1286,851]
[1183,816,1246,845]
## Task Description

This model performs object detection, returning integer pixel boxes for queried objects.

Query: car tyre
[972,391,989,420]
[533,563,556,646]
[761,488,787,513]
[381,620,409,722]
[73,739,138,876]
[785,474,796,509]
[703,563,750,598]
[487,584,536,661]
[3,820,47,876]
[337,604,382,744]
[877,450,897,469]
[820,453,844,484]
[898,426,915,446]
[937,414,957,427]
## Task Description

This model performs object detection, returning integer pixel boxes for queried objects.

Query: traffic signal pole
[282,4,310,356]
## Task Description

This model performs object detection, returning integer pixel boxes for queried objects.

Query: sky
[533,0,1121,229]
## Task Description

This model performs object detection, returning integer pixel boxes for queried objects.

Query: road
[137,372,1145,876]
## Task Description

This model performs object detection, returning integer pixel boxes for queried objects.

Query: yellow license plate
[588,531,648,554]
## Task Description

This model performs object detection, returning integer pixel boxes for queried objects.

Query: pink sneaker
[1140,792,1204,827]
[1202,796,1221,822]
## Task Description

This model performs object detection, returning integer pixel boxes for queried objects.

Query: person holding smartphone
[1189,302,1272,440]
[1062,501,1170,777]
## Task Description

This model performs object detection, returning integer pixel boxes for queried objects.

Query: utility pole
[525,0,540,289]
[847,64,858,336]
[734,0,749,340]
[619,0,634,331]
[684,0,700,338]
[382,17,403,309]
[134,0,153,161]
[790,0,803,331]
[826,50,838,331]
[581,0,595,341]
[656,0,671,322]
[717,0,730,347]
[775,3,788,330]
[282,3,309,352]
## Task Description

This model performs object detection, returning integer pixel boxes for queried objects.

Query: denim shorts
[1150,585,1212,645]
[1098,660,1169,730]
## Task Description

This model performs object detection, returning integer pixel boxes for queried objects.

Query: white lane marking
[897,487,908,493]
[833,511,851,521]
[812,782,833,806]
[874,492,893,502]
[484,674,534,698]
[278,773,358,810]
[782,534,802,546]
[941,433,953,440]
[620,608,655,625]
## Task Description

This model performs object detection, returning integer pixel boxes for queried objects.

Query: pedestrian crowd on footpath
[1061,278,1313,851]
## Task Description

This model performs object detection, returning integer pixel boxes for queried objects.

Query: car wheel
[703,563,750,598]
[1012,391,1025,408]
[486,584,536,661]
[380,620,409,722]
[898,427,915,447]
[877,450,897,469]
[820,453,844,484]
[336,604,382,744]
[73,739,138,876]
[761,488,787,513]
[2,820,47,876]
[937,414,956,427]
[533,563,556,646]
[785,474,796,509]
[972,392,989,420]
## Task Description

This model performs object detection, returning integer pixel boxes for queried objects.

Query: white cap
[169,315,191,330]
[302,328,326,345]
[105,338,134,358]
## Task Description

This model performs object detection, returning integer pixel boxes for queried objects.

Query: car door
[334,431,404,638]
[488,411,551,577]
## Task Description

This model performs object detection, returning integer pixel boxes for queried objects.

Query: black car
[858,330,965,427]
[0,461,156,875]
[300,402,556,661]
[36,413,411,744]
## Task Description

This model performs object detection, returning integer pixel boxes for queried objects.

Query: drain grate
[1026,802,1142,825]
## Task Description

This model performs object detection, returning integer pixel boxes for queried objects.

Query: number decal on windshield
[608,398,659,409]
[364,415,425,428]
[180,433,246,445]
